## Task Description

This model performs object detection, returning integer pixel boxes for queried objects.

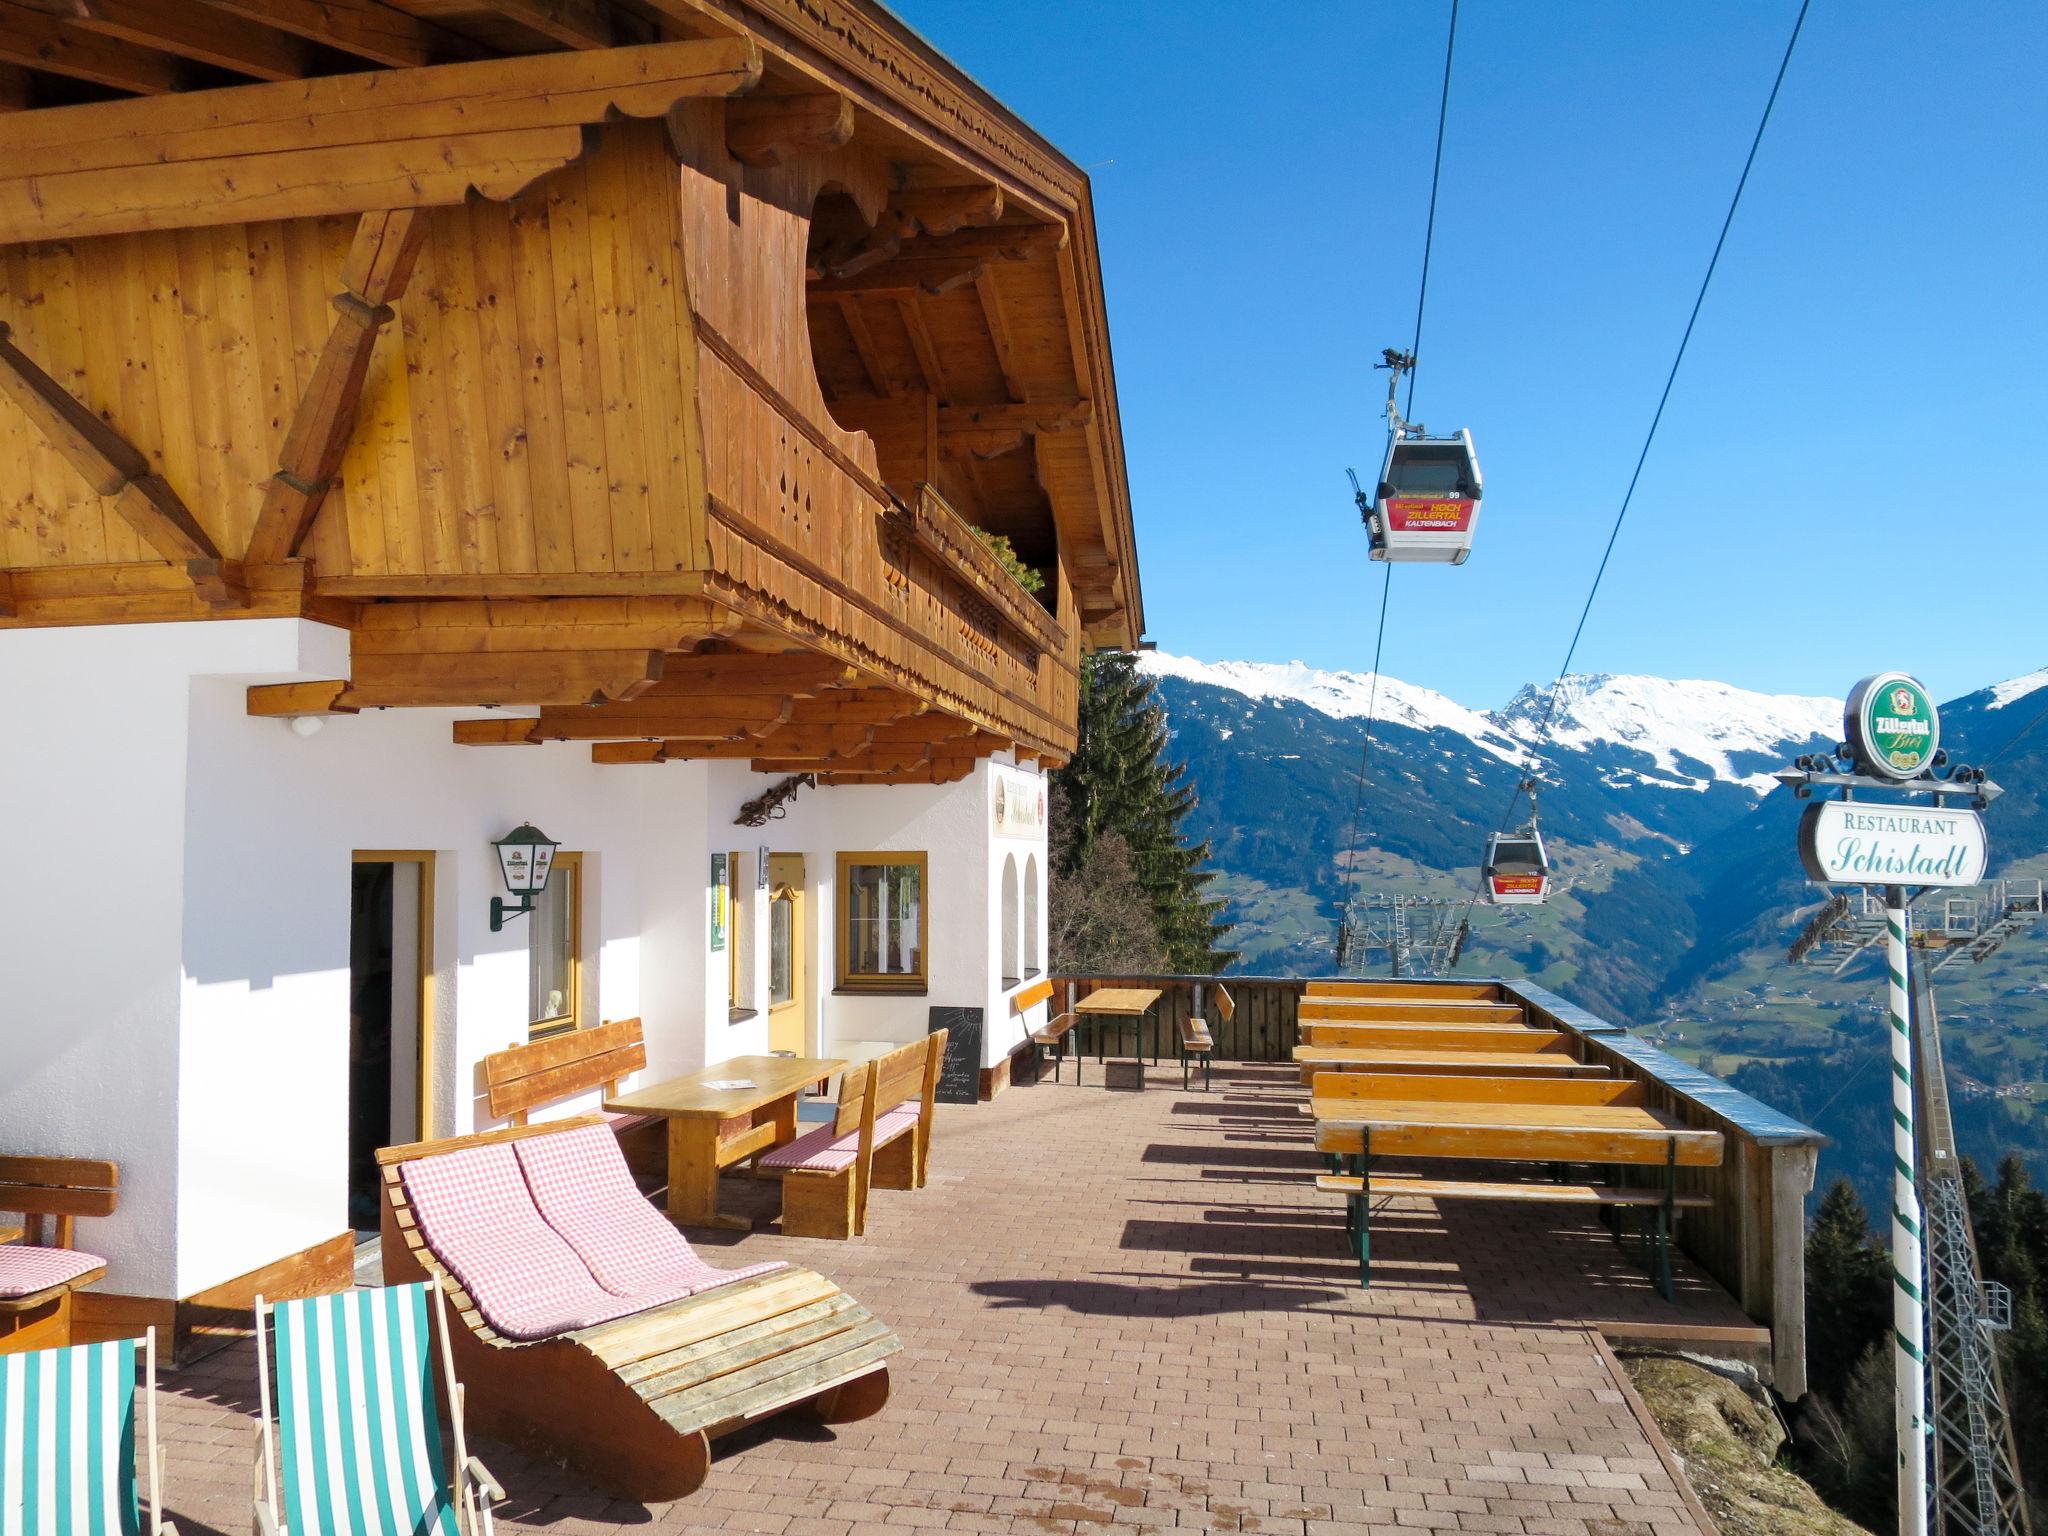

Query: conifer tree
[1055,650,1236,972]
[1804,1178,1890,1404]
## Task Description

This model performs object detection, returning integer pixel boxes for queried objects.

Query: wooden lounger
[379,1117,898,1501]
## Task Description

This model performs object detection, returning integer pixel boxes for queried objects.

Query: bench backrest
[1012,978,1054,1014]
[1300,1022,1567,1053]
[484,1017,647,1125]
[0,1154,119,1249]
[871,1031,945,1120]
[1326,1073,1645,1107]
[830,1062,875,1138]
[1213,984,1236,1025]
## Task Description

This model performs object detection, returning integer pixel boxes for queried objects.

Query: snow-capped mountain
[1141,652,1837,795]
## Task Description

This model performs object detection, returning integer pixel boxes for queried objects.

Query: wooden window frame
[528,850,583,1041]
[835,850,930,995]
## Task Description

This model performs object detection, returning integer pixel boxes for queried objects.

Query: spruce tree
[1055,650,1236,973]
[1804,1178,1890,1404]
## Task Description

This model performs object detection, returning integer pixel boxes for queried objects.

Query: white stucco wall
[0,616,1049,1299]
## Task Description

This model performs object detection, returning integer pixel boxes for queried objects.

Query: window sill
[1000,976,1020,990]
[833,983,929,998]
[728,1008,758,1024]
[528,1018,578,1041]
[1020,967,1044,983]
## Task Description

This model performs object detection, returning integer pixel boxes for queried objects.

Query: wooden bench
[1313,1173,1711,1294]
[1031,1008,1086,1084]
[759,1032,946,1240]
[482,1017,662,1173]
[0,1154,119,1354]
[380,1118,897,1501]
[1179,983,1229,1090]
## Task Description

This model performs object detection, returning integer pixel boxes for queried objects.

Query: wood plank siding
[0,5,1136,770]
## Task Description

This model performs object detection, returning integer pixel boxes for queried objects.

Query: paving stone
[143,1062,1736,1533]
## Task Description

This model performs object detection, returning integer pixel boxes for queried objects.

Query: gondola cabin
[1483,830,1552,906]
[1369,428,1484,564]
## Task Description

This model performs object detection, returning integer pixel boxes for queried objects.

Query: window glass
[770,891,795,1007]
[839,855,926,986]
[528,857,578,1035]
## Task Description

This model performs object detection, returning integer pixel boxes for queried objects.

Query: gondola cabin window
[837,852,928,992]
[528,851,582,1038]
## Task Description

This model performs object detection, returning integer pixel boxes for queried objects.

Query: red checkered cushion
[514,1125,784,1302]
[399,1143,621,1340]
[0,1245,104,1299]
[760,1106,919,1174]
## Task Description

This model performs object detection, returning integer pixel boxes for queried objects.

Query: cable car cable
[1334,0,1460,968]
[1454,0,1811,933]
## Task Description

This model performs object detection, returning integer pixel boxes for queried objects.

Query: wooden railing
[1051,972,1825,1398]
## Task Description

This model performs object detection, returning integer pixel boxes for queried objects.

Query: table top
[1310,1093,1723,1166]
[1074,987,1164,1016]
[1294,1045,1606,1076]
[1312,1094,1690,1134]
[606,1055,846,1119]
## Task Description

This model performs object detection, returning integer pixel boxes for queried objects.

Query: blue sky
[890,2,2047,709]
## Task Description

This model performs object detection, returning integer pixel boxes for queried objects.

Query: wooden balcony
[0,4,1136,773]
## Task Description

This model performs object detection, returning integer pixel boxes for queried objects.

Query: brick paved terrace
[154,1060,1743,1534]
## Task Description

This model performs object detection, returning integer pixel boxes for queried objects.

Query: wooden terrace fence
[1050,972,1825,1398]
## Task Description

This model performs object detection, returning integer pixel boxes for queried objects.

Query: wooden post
[1770,1142,1817,1400]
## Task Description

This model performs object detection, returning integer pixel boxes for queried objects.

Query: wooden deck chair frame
[253,1283,504,1536]
[0,1327,175,1535]
[377,1120,897,1502]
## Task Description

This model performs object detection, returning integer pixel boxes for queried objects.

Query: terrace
[134,977,1814,1535]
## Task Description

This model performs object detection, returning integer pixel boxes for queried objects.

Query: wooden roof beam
[47,0,312,81]
[807,258,984,301]
[0,320,228,576]
[205,0,477,69]
[974,268,1026,404]
[487,0,615,49]
[0,4,182,92]
[628,652,862,697]
[939,400,1091,437]
[246,207,429,565]
[816,759,976,788]
[0,36,763,243]
[896,297,949,400]
[253,650,669,713]
[833,296,895,397]
[465,695,798,743]
[727,90,853,168]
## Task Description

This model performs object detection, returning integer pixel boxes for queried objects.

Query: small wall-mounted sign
[757,845,771,888]
[992,767,1046,839]
[1798,800,1987,888]
[710,852,728,951]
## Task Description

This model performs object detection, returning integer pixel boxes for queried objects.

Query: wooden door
[767,854,807,1055]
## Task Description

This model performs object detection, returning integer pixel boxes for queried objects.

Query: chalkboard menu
[928,1006,984,1105]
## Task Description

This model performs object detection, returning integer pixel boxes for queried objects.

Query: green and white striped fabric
[0,1337,141,1536]
[269,1286,458,1536]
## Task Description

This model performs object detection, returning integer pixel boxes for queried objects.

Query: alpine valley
[1143,653,2048,1202]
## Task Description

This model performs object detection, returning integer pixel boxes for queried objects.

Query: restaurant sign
[992,768,1047,839]
[1798,800,1987,888]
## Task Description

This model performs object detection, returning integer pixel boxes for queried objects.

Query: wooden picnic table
[1310,1093,1723,1166]
[607,1054,845,1229]
[1074,986,1165,1084]
[1293,1044,1610,1084]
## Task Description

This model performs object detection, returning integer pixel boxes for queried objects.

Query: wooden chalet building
[0,1,1141,1326]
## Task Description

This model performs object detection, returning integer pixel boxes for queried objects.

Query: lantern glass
[494,824,560,896]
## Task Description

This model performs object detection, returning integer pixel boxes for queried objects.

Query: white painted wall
[0,616,1051,1299]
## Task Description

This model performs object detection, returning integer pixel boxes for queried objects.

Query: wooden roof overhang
[0,0,1141,776]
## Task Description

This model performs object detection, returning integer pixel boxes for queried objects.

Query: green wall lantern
[491,823,560,932]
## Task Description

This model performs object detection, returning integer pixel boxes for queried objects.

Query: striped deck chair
[253,1285,501,1536]
[0,1331,175,1536]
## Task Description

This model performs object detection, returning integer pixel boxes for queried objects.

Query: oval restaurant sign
[1846,670,1940,780]
[1798,800,1987,888]
[1386,497,1476,533]
[992,767,1047,839]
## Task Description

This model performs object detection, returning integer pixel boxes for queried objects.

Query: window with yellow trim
[836,851,927,992]
[528,851,581,1038]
